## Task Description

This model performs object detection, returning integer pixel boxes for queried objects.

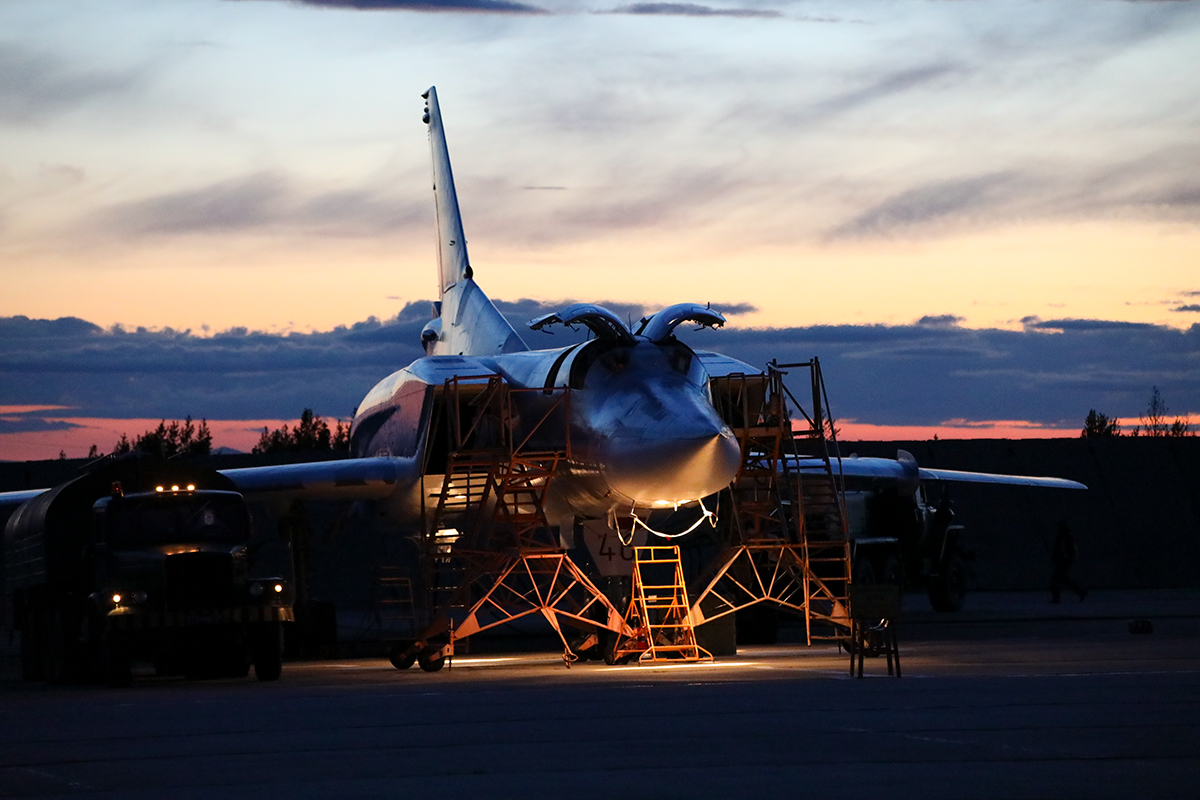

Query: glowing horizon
[5,411,1196,463]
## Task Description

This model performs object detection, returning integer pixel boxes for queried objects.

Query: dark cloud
[1024,318,1161,332]
[234,0,547,13]
[0,316,103,338]
[825,172,1027,240]
[0,417,82,434]
[715,303,757,316]
[1174,305,1200,313]
[91,173,426,238]
[719,319,1200,427]
[3,312,1196,430]
[916,315,964,328]
[0,45,143,124]
[602,3,780,17]
[103,173,286,235]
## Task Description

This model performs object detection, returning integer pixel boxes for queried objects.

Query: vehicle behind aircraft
[4,458,292,684]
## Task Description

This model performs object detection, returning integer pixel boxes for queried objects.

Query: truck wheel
[219,651,251,679]
[254,623,283,682]
[101,633,133,687]
[928,554,967,612]
[19,604,43,682]
[43,609,75,684]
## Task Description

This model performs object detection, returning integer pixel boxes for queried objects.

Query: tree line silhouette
[1082,387,1192,438]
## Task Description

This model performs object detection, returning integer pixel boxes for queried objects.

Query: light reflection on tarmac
[3,594,1199,799]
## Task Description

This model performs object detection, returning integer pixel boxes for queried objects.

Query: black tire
[254,623,283,682]
[19,603,43,682]
[44,609,74,685]
[568,635,597,662]
[224,653,252,679]
[389,643,417,670]
[928,554,967,612]
[101,633,133,687]
[601,632,619,666]
[417,647,446,673]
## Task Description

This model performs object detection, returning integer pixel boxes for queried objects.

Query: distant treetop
[1081,409,1120,438]
[113,417,212,457]
[253,409,349,456]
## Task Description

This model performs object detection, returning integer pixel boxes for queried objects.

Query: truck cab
[5,460,293,685]
[844,483,970,611]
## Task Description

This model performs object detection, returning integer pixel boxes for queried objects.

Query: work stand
[691,362,854,646]
[399,376,633,671]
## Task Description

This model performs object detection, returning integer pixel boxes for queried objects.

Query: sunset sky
[2,0,1198,459]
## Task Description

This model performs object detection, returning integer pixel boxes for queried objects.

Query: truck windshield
[108,495,249,548]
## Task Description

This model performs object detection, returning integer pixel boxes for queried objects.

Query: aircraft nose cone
[603,420,741,507]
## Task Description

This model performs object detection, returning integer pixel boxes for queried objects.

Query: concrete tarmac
[2,591,1198,799]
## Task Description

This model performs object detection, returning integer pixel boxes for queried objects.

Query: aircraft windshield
[571,341,705,389]
[107,495,249,549]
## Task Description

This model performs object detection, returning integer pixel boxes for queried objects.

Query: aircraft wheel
[389,643,417,670]
[602,633,621,666]
[568,635,596,662]
[417,648,446,673]
[928,554,967,612]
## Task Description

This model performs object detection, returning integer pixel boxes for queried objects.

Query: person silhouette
[1051,521,1087,603]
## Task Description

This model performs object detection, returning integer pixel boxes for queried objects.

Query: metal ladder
[615,546,712,664]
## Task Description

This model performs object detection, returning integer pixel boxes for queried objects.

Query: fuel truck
[4,458,293,684]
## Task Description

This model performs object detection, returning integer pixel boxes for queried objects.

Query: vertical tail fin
[420,88,527,356]
[423,87,471,297]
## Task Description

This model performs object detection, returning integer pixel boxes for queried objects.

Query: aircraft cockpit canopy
[529,302,721,391]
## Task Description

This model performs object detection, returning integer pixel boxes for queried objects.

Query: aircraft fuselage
[349,334,742,523]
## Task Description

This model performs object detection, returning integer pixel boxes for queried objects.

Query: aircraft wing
[913,465,1086,490]
[788,453,1087,491]
[219,456,421,501]
[0,457,421,516]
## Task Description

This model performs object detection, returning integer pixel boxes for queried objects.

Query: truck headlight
[110,590,147,607]
[249,582,264,597]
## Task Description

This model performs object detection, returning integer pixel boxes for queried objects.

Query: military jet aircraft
[218,87,754,536]
[2,88,1085,652]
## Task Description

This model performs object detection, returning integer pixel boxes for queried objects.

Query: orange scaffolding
[403,375,632,670]
[611,546,712,664]
[690,360,853,644]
